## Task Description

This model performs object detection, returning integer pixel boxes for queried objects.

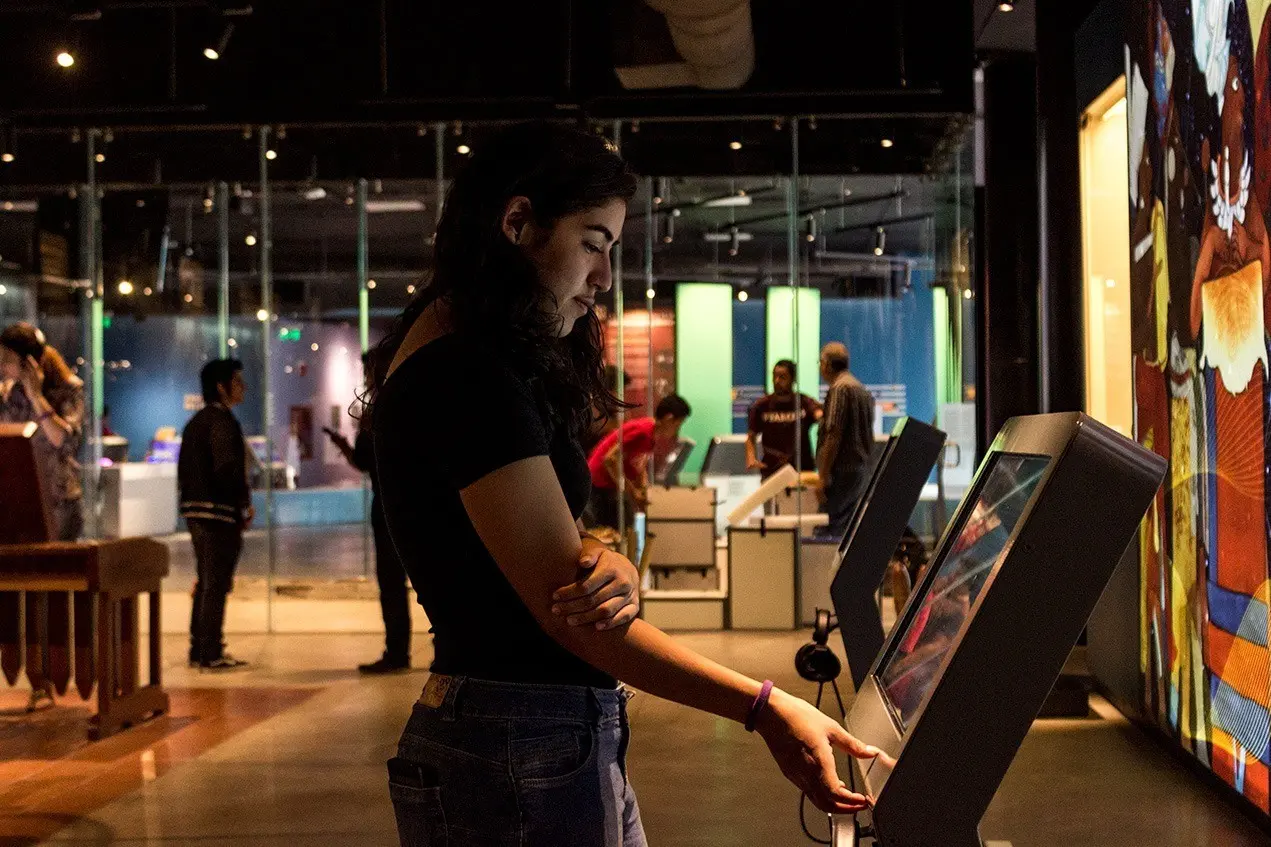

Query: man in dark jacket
[179,359,253,669]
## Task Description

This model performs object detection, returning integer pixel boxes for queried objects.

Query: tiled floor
[3,630,1268,846]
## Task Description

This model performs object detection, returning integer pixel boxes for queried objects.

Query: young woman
[0,322,85,540]
[371,123,881,847]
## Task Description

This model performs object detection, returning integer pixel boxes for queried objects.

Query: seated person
[585,394,691,529]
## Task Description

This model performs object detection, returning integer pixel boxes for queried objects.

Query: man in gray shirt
[816,342,875,538]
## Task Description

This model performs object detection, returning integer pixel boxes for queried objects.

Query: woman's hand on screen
[551,540,640,631]
[756,688,889,814]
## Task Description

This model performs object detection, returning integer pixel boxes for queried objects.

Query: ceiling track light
[204,21,235,60]
[68,1,103,21]
[1,125,15,164]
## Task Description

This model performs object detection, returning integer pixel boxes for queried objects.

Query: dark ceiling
[0,1,978,318]
[0,0,975,180]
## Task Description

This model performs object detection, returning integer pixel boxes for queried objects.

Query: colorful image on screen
[876,454,1049,729]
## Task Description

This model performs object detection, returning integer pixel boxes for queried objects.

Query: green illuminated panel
[765,287,821,395]
[676,283,733,480]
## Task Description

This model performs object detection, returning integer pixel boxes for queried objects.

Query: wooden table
[0,537,169,740]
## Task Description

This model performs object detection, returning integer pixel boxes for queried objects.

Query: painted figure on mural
[1186,0,1271,809]
[1132,0,1271,811]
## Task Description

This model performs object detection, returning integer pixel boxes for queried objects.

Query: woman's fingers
[553,580,629,616]
[597,602,639,630]
[564,595,629,626]
[828,724,886,762]
[553,565,614,603]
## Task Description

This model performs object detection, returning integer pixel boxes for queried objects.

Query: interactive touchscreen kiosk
[829,417,945,690]
[832,413,1166,847]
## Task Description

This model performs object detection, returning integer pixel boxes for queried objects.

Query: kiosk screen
[876,454,1049,729]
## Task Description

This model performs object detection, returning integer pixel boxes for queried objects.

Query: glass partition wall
[0,117,974,631]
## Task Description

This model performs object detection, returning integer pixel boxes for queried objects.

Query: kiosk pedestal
[831,413,1165,846]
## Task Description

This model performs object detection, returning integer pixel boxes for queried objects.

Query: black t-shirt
[748,392,818,477]
[372,333,614,689]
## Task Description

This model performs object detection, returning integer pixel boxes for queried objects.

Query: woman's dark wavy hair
[367,122,637,435]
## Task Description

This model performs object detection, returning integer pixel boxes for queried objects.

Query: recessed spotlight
[406,284,416,295]
[143,286,152,296]
[457,144,471,155]
[646,288,656,299]
[0,284,6,295]
[256,308,269,321]
[117,280,133,295]
[999,1,1015,10]
[203,197,214,210]
[963,289,974,300]
[367,279,377,290]
[183,293,194,303]
[95,153,105,163]
[245,233,257,246]
[56,51,75,69]
[1,153,13,164]
[311,342,320,352]
[227,337,238,348]
[880,137,894,149]
[737,290,748,302]
[204,22,235,60]
[2,202,12,211]
[729,141,743,151]
[265,149,277,160]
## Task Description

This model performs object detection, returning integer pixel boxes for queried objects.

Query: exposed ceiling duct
[615,0,754,90]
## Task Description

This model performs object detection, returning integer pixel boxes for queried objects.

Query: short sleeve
[375,341,551,492]
[623,418,656,454]
[747,398,763,434]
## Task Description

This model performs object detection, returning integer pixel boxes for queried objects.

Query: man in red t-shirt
[586,394,691,529]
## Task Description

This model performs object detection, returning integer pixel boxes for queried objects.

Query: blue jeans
[389,675,646,846]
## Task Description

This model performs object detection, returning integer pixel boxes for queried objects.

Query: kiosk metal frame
[830,417,946,690]
[834,413,1166,847]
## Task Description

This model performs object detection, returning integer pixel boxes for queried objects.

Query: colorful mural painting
[1128,0,1271,811]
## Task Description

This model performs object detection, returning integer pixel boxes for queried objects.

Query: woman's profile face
[518,198,627,338]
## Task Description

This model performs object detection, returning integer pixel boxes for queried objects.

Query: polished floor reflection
[1,630,1267,846]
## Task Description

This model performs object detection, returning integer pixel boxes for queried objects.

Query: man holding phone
[326,350,411,674]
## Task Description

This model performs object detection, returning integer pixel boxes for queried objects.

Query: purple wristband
[745,680,774,732]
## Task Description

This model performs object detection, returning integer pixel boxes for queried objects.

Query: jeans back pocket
[388,757,447,846]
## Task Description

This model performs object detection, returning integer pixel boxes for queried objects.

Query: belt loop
[440,676,464,721]
[587,687,604,724]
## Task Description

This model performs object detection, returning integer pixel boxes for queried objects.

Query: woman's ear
[501,196,534,246]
